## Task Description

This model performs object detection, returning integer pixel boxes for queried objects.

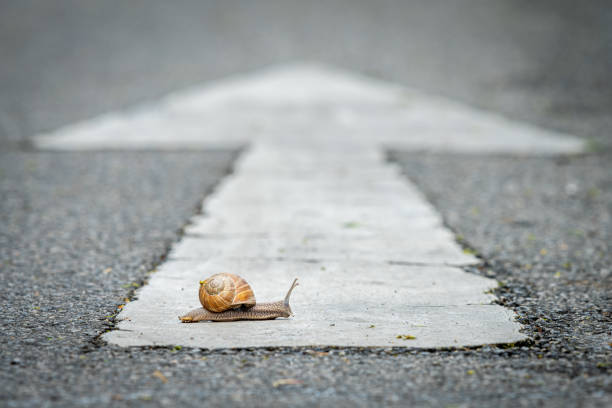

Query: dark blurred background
[1,0,610,146]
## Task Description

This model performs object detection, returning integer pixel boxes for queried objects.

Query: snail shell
[199,273,256,312]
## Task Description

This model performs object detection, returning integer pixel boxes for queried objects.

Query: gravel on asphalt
[389,149,611,405]
[0,148,610,407]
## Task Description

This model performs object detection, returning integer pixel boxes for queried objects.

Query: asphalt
[1,153,610,408]
[1,0,611,147]
[0,1,611,407]
[2,149,608,408]
[389,150,611,402]
[0,151,237,360]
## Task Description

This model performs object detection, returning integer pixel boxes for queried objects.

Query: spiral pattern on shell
[198,273,256,312]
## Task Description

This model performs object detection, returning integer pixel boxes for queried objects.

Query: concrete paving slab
[184,214,443,236]
[168,233,474,266]
[106,305,521,349]
[193,199,443,236]
[105,259,522,348]
[128,259,498,306]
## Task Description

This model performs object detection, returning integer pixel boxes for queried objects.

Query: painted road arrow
[36,64,583,348]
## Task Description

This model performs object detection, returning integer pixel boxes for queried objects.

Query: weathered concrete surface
[105,252,520,349]
[104,143,524,348]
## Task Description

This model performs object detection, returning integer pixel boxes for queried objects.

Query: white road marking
[105,143,524,348]
[35,64,581,348]
[105,145,524,348]
[35,64,584,154]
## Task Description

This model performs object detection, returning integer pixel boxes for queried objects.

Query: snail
[179,273,298,322]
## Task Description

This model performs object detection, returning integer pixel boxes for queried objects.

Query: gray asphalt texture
[389,150,611,404]
[1,0,611,407]
[0,151,238,406]
[1,147,610,407]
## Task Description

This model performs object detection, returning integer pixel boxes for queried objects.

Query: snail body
[180,276,298,323]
